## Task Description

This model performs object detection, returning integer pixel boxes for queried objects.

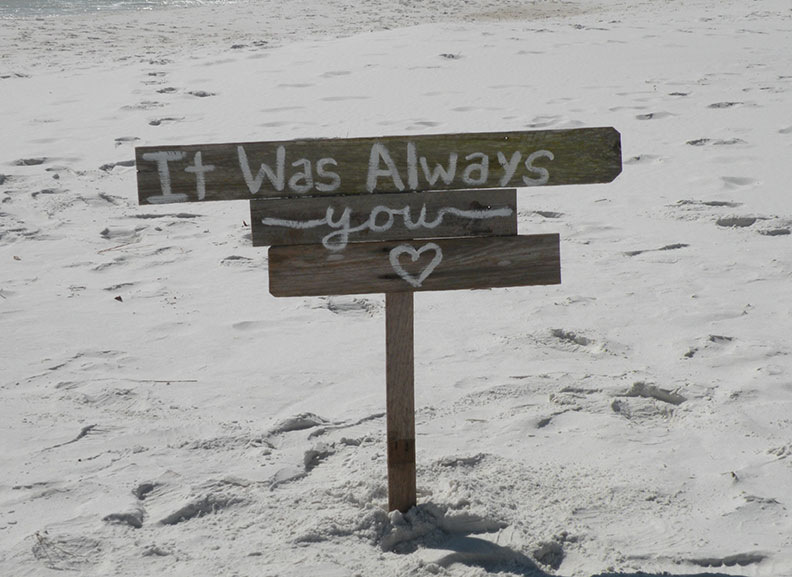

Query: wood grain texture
[268,234,561,297]
[386,292,416,513]
[136,127,621,204]
[250,188,517,247]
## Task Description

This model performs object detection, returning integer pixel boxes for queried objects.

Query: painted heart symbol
[389,242,443,288]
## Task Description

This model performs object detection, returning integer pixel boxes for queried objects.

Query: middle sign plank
[250,189,517,249]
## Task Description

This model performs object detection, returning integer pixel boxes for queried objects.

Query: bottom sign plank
[268,234,560,297]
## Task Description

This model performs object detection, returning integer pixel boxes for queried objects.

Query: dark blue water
[0,0,230,18]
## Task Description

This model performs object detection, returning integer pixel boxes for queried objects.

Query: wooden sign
[268,234,560,297]
[134,125,622,515]
[136,127,621,204]
[250,188,517,248]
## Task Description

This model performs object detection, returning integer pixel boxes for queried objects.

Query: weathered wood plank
[386,292,416,513]
[250,188,517,248]
[136,127,621,204]
[268,234,561,297]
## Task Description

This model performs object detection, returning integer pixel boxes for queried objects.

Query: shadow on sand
[428,534,748,577]
[382,503,750,577]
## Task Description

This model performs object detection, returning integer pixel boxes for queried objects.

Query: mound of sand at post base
[1,0,791,576]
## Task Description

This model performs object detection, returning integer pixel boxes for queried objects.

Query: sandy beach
[1,1,792,575]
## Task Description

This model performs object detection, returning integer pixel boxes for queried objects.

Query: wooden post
[385,291,416,513]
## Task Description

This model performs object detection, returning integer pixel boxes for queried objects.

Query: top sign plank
[135,127,621,205]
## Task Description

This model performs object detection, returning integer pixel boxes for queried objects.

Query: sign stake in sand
[386,291,416,512]
[136,128,621,513]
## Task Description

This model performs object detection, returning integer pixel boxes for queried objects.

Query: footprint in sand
[114,136,140,147]
[636,111,673,120]
[716,216,759,228]
[759,228,791,237]
[231,320,269,332]
[708,101,743,109]
[99,160,135,172]
[677,200,742,208]
[100,226,145,241]
[532,210,564,219]
[527,114,563,128]
[269,413,330,436]
[320,95,371,102]
[323,296,381,317]
[686,138,747,146]
[625,154,662,165]
[123,101,165,111]
[148,117,183,126]
[624,243,689,257]
[610,105,648,112]
[721,176,756,189]
[31,188,64,198]
[13,157,48,166]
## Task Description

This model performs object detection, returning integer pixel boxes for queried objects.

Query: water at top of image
[0,0,233,18]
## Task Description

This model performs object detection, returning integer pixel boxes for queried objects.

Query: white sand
[1,0,791,575]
